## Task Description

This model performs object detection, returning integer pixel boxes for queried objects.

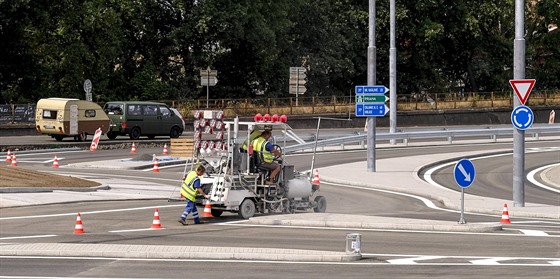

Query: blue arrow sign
[454,159,475,188]
[355,85,389,94]
[511,105,534,130]
[355,104,389,117]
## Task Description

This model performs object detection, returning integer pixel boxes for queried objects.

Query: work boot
[178,219,188,226]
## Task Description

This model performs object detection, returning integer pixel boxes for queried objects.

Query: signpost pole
[206,68,210,108]
[459,188,466,224]
[367,0,377,172]
[296,69,300,106]
[513,0,526,207]
[389,0,397,145]
[454,159,475,224]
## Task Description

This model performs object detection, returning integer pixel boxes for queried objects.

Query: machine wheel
[170,126,182,138]
[313,195,326,213]
[129,127,141,140]
[53,135,64,142]
[106,131,117,140]
[238,199,256,219]
[211,209,223,217]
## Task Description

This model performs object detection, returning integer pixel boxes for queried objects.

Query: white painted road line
[519,229,549,236]
[110,228,166,233]
[0,234,57,240]
[470,257,515,265]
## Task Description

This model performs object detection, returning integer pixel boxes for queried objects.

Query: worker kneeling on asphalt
[252,130,282,184]
[178,165,209,225]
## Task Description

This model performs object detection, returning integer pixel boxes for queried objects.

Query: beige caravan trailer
[35,98,110,141]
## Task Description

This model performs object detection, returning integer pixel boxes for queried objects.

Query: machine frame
[196,118,326,219]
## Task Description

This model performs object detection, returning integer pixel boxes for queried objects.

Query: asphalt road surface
[1,136,559,278]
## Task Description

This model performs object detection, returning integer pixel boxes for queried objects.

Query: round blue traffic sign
[453,159,475,188]
[511,105,534,130]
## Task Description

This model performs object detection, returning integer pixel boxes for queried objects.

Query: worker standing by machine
[252,130,283,184]
[178,165,210,225]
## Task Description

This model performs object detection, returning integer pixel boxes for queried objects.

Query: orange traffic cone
[5,149,11,163]
[151,208,163,229]
[500,203,511,224]
[10,153,16,167]
[52,155,59,168]
[131,142,137,154]
[202,200,213,218]
[162,144,169,155]
[312,169,320,185]
[73,213,85,234]
[152,159,160,172]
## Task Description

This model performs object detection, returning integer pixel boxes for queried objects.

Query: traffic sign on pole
[509,79,535,105]
[355,104,389,117]
[356,95,389,103]
[454,158,475,224]
[511,105,534,130]
[355,85,389,94]
[454,159,475,188]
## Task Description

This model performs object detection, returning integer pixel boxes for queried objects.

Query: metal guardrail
[284,125,560,154]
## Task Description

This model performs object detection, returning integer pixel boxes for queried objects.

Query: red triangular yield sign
[509,79,536,105]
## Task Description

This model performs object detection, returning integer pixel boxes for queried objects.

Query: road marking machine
[183,111,326,219]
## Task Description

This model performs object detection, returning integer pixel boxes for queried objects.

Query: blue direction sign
[355,103,389,117]
[511,105,534,130]
[454,159,475,188]
[355,85,389,94]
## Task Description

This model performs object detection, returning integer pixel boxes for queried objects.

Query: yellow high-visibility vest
[253,137,273,163]
[180,170,199,202]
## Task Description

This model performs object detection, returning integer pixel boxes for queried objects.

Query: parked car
[103,101,184,140]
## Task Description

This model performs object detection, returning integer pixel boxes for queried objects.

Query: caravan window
[85,109,96,117]
[42,110,57,119]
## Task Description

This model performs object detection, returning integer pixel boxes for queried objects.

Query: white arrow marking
[457,163,471,182]
[524,112,532,127]
[388,256,445,264]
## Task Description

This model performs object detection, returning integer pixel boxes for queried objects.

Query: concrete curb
[0,243,360,262]
[248,213,502,233]
[0,185,111,193]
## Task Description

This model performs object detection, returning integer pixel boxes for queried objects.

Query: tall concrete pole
[389,0,397,145]
[513,0,525,207]
[367,0,377,172]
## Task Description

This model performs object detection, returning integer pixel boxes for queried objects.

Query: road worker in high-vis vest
[252,130,282,184]
[178,165,209,225]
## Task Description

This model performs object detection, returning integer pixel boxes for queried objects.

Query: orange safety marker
[10,153,16,167]
[152,159,160,172]
[162,143,169,155]
[89,128,102,152]
[5,149,11,163]
[151,208,163,229]
[52,155,59,168]
[202,200,213,218]
[73,213,85,234]
[312,169,320,185]
[500,203,511,224]
[131,142,137,154]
